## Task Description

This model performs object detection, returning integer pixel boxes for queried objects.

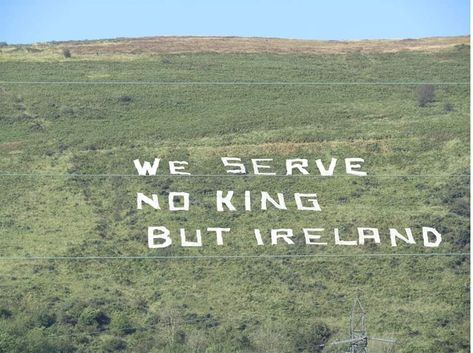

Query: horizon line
[3,33,471,46]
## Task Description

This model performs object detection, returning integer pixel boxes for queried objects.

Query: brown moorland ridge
[36,35,470,54]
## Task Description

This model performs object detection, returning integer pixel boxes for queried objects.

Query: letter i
[245,191,251,211]
[254,229,264,245]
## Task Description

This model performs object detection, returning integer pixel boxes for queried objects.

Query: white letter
[148,226,172,248]
[169,192,189,211]
[169,161,190,175]
[422,227,442,247]
[334,228,357,246]
[304,228,327,245]
[295,193,321,211]
[137,193,160,210]
[244,190,251,211]
[286,159,309,175]
[315,158,337,176]
[207,227,230,245]
[134,158,160,176]
[180,229,202,247]
[358,228,380,245]
[345,158,367,176]
[261,192,287,210]
[271,229,294,245]
[252,159,276,175]
[216,191,236,211]
[221,157,246,174]
[254,229,264,245]
[389,228,415,247]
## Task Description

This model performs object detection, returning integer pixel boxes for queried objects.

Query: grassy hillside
[0,37,470,353]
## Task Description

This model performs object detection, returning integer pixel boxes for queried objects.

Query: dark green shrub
[14,102,26,111]
[111,313,135,335]
[62,48,71,58]
[59,105,75,116]
[30,121,44,131]
[174,329,186,344]
[95,218,108,238]
[117,95,132,104]
[78,308,110,327]
[36,311,56,328]
[443,102,454,112]
[101,336,127,352]
[0,308,12,319]
[451,197,469,217]
[294,322,331,353]
[417,84,435,107]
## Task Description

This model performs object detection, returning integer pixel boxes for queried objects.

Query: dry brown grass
[0,141,23,152]
[44,35,469,55]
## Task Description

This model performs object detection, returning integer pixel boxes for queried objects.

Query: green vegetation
[416,84,435,107]
[0,42,469,352]
[62,48,72,59]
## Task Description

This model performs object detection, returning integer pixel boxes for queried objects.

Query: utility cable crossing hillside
[0,81,469,85]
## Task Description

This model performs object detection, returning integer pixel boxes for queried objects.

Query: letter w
[134,158,160,175]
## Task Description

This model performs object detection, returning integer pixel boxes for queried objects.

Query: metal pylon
[329,297,396,353]
[350,297,367,353]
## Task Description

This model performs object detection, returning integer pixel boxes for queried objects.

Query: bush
[293,322,331,353]
[101,336,127,352]
[36,311,56,328]
[62,48,71,58]
[111,313,135,335]
[95,218,108,238]
[443,102,454,112]
[78,308,110,327]
[30,121,44,131]
[0,308,12,319]
[117,95,132,104]
[174,329,186,344]
[417,84,435,107]
[59,105,75,116]
[14,102,26,111]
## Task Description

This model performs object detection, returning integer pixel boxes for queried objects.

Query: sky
[0,0,470,44]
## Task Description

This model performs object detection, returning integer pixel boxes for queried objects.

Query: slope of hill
[0,36,470,353]
[0,35,469,60]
